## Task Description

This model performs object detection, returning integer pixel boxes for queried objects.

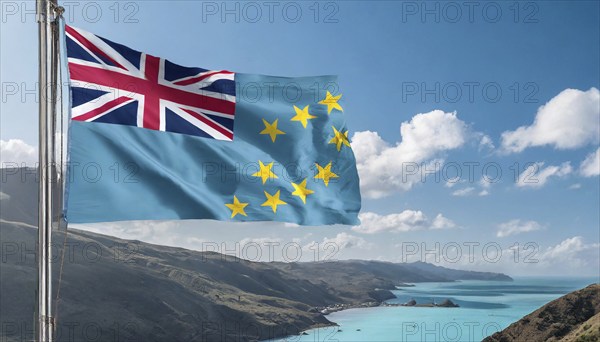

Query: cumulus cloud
[450,178,492,197]
[516,162,572,188]
[580,147,600,177]
[477,178,492,196]
[452,187,475,197]
[240,237,283,246]
[321,232,371,250]
[0,139,37,166]
[351,110,468,198]
[186,237,209,245]
[444,178,461,188]
[478,134,495,151]
[500,88,600,153]
[541,236,599,261]
[479,178,492,189]
[352,210,456,234]
[403,236,599,276]
[431,214,456,230]
[497,219,542,237]
[299,233,371,261]
[518,236,600,274]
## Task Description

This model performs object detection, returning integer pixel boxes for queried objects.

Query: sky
[1,0,599,277]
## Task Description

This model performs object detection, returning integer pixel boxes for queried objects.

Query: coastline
[268,278,596,342]
[269,290,461,341]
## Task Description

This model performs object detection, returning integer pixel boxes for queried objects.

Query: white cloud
[580,147,600,177]
[0,139,37,166]
[479,178,492,189]
[569,183,582,190]
[239,237,283,246]
[541,236,599,261]
[497,219,542,237]
[500,88,600,153]
[352,210,456,234]
[516,162,572,188]
[478,178,492,196]
[452,187,475,197]
[321,232,371,250]
[451,179,492,197]
[186,237,209,245]
[444,178,461,188]
[431,213,456,230]
[531,236,600,273]
[0,192,10,201]
[351,110,468,198]
[398,236,599,277]
[300,233,372,261]
[478,134,495,151]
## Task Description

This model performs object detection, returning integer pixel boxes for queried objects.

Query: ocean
[270,276,598,342]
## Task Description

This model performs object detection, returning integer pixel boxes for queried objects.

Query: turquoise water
[270,277,598,342]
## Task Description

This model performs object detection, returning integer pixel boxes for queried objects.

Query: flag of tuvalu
[64,25,361,226]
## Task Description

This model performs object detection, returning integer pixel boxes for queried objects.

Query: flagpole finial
[53,5,65,18]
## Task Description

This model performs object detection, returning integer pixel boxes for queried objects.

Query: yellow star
[252,161,278,184]
[290,178,315,204]
[318,91,343,114]
[261,190,287,213]
[260,118,285,142]
[225,195,249,218]
[329,126,351,152]
[291,105,317,128]
[314,162,339,187]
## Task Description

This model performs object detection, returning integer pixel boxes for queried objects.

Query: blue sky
[1,1,599,276]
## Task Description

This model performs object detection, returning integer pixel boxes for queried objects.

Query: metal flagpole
[37,0,59,341]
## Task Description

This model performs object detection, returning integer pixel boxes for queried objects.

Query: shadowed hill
[1,221,333,342]
[484,284,600,342]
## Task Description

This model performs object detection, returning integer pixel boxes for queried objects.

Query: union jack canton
[65,25,236,141]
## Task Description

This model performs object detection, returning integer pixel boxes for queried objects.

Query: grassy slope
[484,284,600,342]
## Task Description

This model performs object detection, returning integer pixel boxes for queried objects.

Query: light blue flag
[64,26,361,226]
